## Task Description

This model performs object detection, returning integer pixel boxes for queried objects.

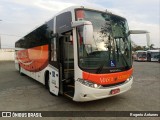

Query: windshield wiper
[114,37,130,69]
[96,36,112,74]
[117,46,130,69]
[96,58,107,73]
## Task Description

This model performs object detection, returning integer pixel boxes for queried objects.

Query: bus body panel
[82,68,133,85]
[48,65,59,95]
[15,54,60,95]
[73,76,133,102]
[72,67,133,101]
[151,58,158,62]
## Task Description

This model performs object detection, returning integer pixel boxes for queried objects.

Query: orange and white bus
[134,50,147,61]
[15,6,148,101]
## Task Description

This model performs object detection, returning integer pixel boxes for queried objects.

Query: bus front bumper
[73,77,133,102]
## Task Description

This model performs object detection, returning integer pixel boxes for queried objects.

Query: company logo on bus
[99,74,130,84]
[110,69,121,72]
[100,77,114,83]
[16,45,49,72]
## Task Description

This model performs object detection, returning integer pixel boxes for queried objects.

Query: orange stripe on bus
[83,68,133,85]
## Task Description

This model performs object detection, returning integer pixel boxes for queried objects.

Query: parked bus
[147,50,160,62]
[15,6,148,101]
[134,50,147,61]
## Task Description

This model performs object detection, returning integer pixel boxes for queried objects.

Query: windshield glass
[151,52,159,58]
[137,52,147,58]
[76,10,132,73]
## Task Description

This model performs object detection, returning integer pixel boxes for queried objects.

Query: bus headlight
[77,79,101,88]
[126,75,133,82]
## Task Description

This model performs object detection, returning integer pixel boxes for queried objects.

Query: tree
[142,46,149,51]
[132,46,143,51]
[149,44,155,50]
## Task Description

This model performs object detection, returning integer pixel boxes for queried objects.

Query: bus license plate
[110,88,120,95]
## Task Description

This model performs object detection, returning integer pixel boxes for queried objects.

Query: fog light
[94,84,98,88]
[126,75,133,81]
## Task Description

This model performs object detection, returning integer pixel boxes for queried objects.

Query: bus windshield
[151,52,159,58]
[77,10,132,73]
[137,52,147,58]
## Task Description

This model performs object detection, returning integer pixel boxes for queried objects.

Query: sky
[0,0,159,48]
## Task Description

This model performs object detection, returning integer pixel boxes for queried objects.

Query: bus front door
[59,34,74,97]
[49,37,59,96]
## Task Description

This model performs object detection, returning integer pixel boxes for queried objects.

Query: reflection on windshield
[77,10,132,72]
[151,52,159,58]
[137,52,147,58]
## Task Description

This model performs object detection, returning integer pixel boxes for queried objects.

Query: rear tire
[45,71,49,89]
[19,65,24,76]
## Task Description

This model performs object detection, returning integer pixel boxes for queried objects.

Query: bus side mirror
[71,21,92,27]
[52,33,58,38]
[83,23,93,45]
[128,30,149,35]
[128,30,150,47]
[71,21,93,45]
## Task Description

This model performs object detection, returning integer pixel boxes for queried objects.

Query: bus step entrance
[63,84,74,99]
[67,85,74,88]
[64,91,74,99]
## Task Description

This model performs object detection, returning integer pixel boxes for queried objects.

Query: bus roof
[50,5,126,21]
[147,50,160,52]
[135,50,147,53]
[16,6,127,43]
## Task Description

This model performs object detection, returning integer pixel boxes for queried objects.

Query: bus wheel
[19,65,24,76]
[45,71,49,89]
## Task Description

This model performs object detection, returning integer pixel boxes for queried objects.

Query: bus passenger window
[51,39,57,61]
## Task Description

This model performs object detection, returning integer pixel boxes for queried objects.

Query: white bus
[147,50,160,62]
[134,50,147,61]
[15,6,148,101]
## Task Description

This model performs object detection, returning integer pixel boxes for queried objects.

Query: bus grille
[101,81,126,88]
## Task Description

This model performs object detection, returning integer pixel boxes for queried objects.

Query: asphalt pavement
[0,61,159,119]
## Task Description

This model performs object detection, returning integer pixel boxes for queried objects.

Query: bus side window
[51,39,57,61]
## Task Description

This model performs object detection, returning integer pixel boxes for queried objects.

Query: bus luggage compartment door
[49,68,59,95]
